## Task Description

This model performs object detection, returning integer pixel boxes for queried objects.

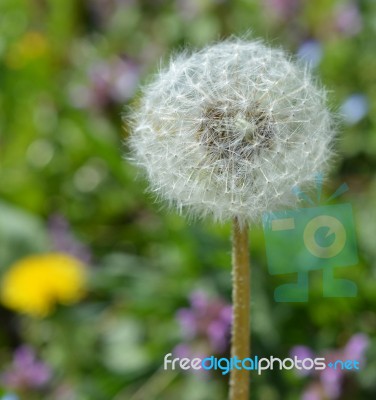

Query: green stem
[229,217,250,400]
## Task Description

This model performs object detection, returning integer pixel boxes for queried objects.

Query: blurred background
[0,0,375,399]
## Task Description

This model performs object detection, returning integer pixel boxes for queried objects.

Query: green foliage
[0,0,375,399]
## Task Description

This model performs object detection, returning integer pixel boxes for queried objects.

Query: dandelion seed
[128,39,334,227]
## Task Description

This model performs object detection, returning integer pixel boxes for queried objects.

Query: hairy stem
[229,217,250,400]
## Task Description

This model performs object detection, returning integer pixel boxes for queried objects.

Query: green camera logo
[263,179,358,302]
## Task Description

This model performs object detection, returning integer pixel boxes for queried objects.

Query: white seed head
[127,39,335,224]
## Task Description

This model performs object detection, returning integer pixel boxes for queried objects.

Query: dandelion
[127,39,335,399]
[129,40,333,225]
[0,253,87,317]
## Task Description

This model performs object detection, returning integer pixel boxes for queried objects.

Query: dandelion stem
[230,217,250,400]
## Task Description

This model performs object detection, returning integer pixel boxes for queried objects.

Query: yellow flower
[5,31,49,69]
[0,253,87,317]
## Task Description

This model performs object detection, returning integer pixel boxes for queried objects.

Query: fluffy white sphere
[128,39,335,224]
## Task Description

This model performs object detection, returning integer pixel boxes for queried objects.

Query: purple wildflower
[264,0,301,19]
[87,57,140,109]
[302,383,323,400]
[344,333,369,364]
[1,346,52,391]
[175,0,200,20]
[70,56,141,111]
[176,308,197,339]
[292,333,369,400]
[297,40,323,68]
[340,94,368,125]
[320,350,344,399]
[48,214,91,263]
[290,345,315,376]
[334,2,362,37]
[173,343,193,359]
[176,291,232,355]
[172,343,207,361]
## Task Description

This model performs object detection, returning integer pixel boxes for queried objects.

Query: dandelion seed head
[127,39,335,224]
